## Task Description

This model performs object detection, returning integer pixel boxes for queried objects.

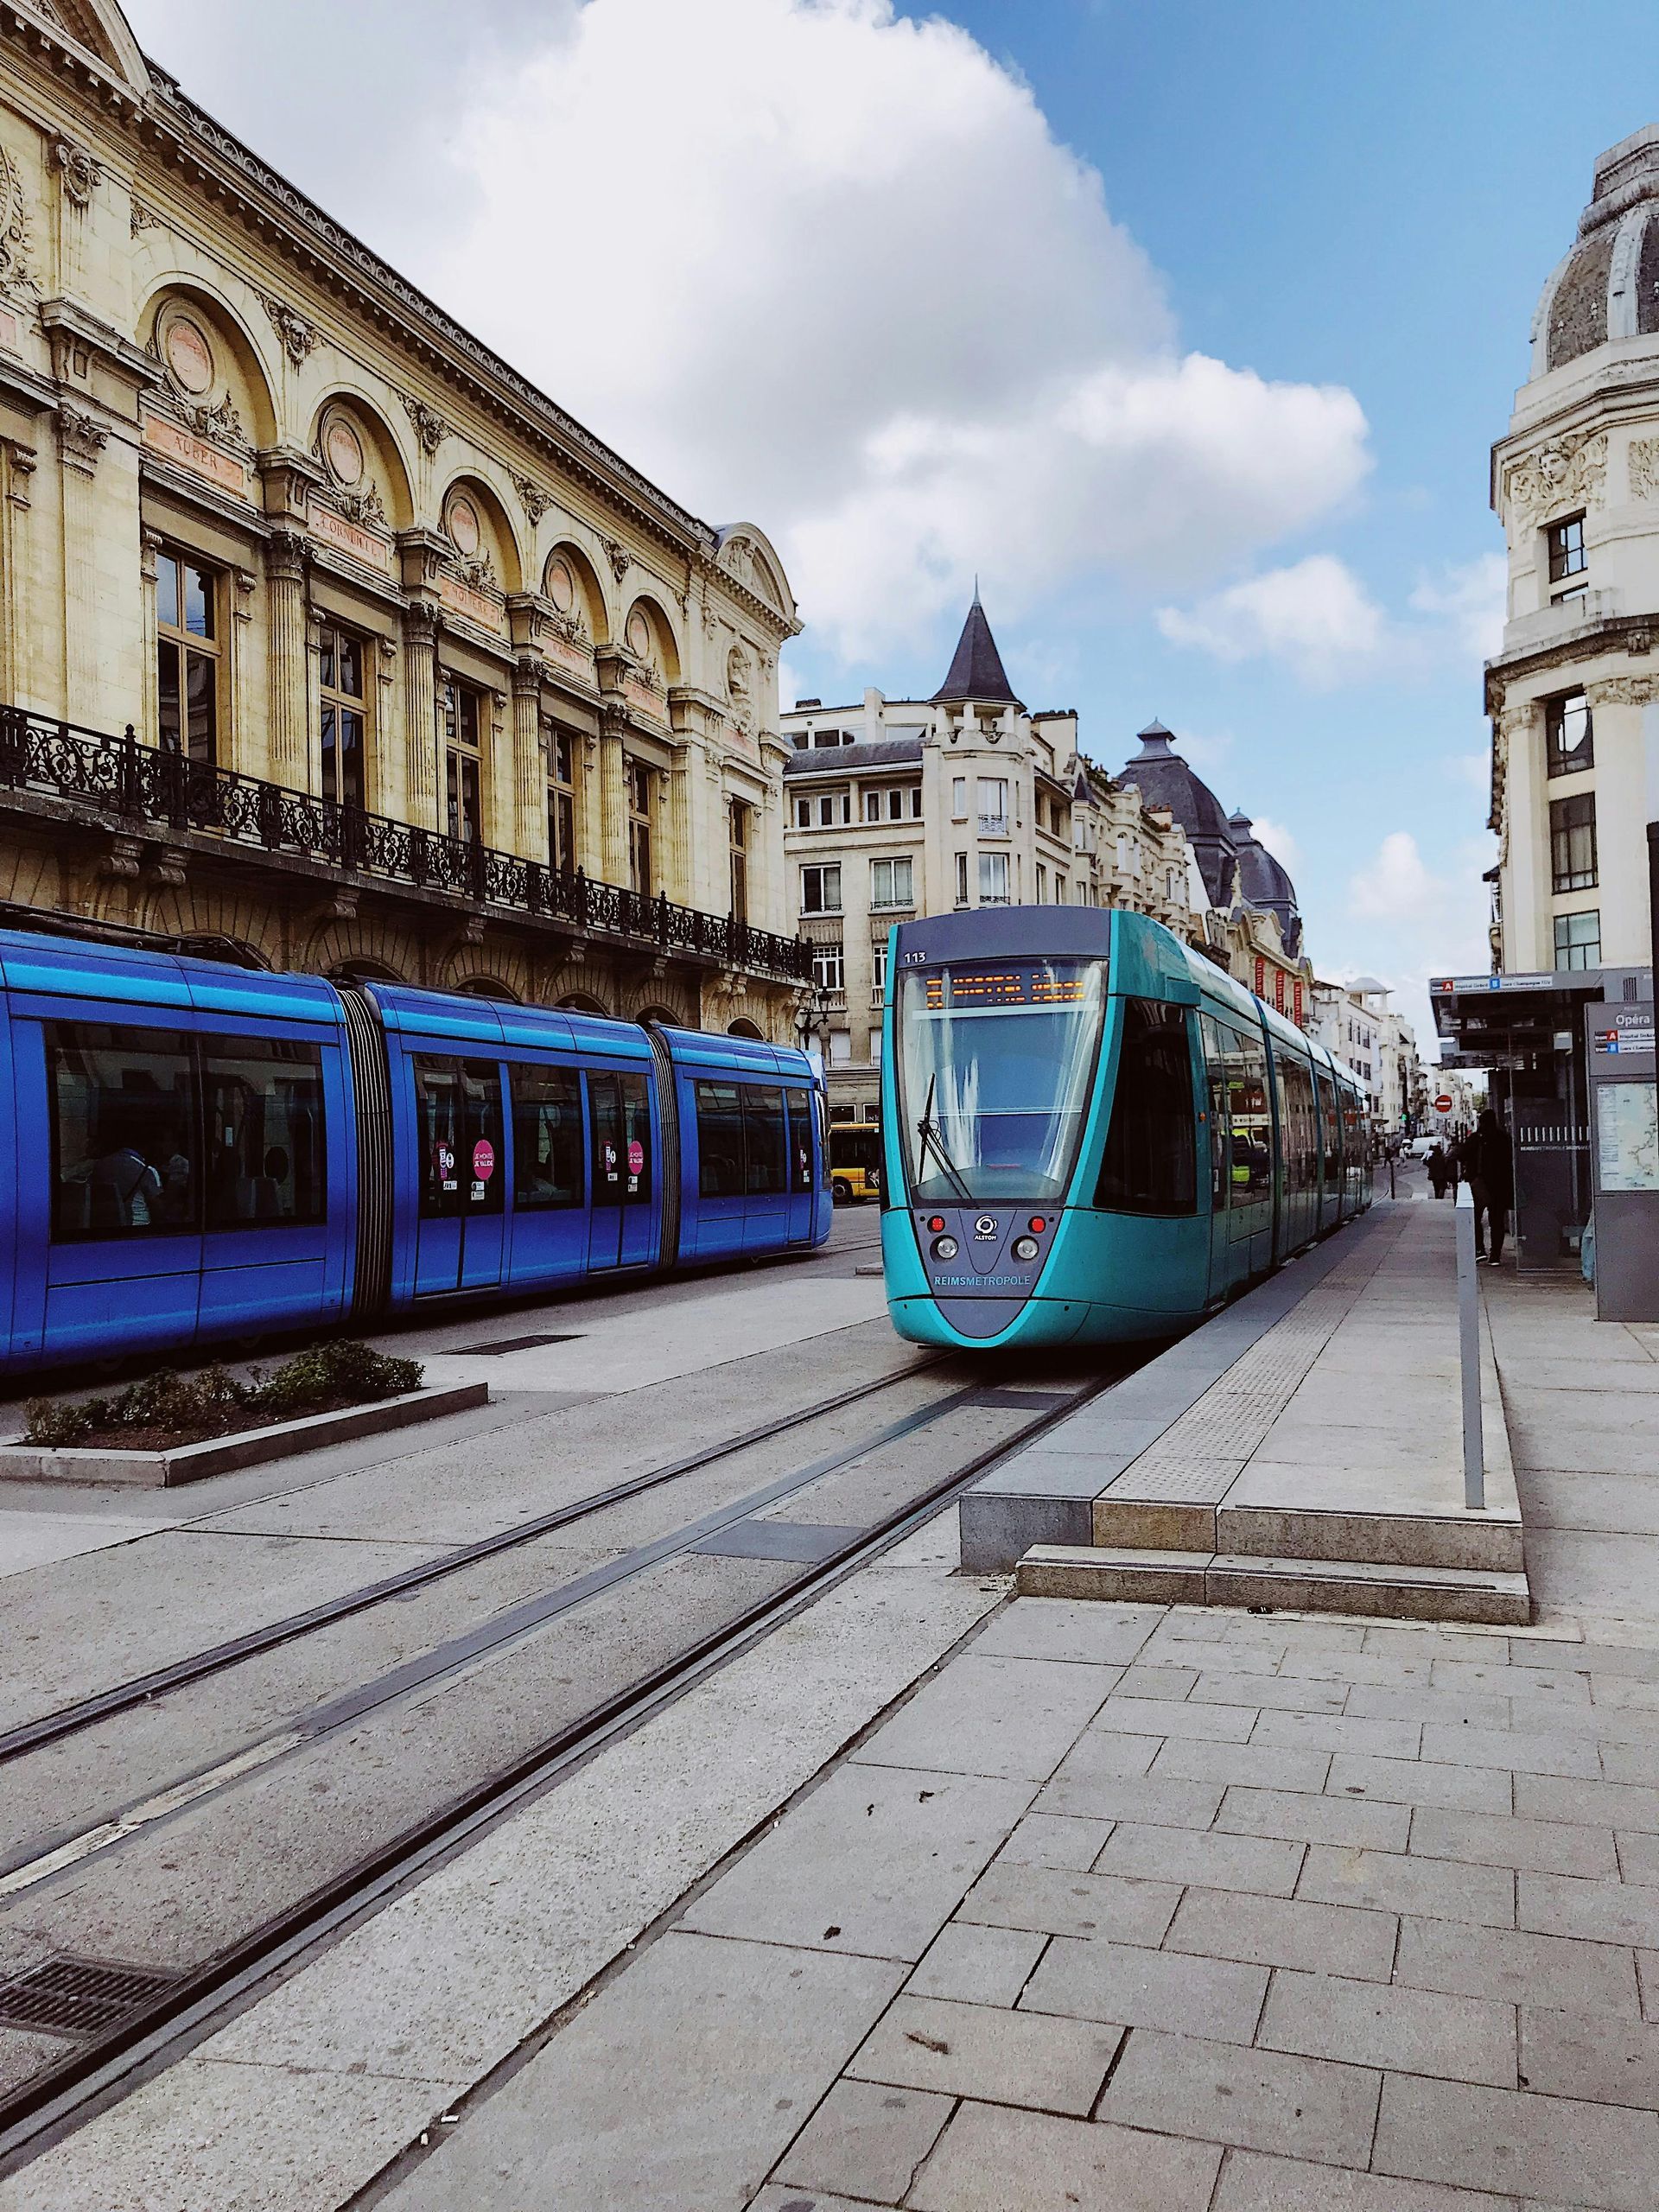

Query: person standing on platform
[1465,1109,1514,1264]
[1427,1142,1450,1199]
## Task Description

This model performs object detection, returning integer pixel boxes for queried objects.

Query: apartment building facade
[781,599,1196,1115]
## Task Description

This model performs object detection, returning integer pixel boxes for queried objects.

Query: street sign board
[1592,1008,1656,1058]
[1432,973,1555,995]
[1433,1094,1452,1112]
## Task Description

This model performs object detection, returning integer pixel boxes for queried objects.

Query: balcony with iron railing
[0,708,812,983]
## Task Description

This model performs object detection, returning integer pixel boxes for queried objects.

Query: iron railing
[0,708,812,983]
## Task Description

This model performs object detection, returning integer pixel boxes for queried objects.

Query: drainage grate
[0,1955,181,2039]
[455,1332,582,1356]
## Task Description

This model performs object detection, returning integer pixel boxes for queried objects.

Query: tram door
[586,1070,654,1271]
[412,1057,505,1294]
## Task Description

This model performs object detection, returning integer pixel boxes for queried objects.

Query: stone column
[599,707,628,886]
[373,636,398,818]
[264,529,309,789]
[402,602,440,831]
[0,441,37,715]
[56,405,109,727]
[512,654,548,862]
[667,745,696,909]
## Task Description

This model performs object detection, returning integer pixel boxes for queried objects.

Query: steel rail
[0,1354,947,1766]
[0,1365,1119,2165]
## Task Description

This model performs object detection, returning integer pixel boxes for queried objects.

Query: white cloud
[1156,556,1384,688]
[1158,548,1508,691]
[1339,830,1496,1064]
[127,0,1372,662]
[1408,554,1507,663]
[1248,815,1300,871]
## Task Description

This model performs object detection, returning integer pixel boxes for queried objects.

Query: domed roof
[1229,811,1303,958]
[1119,721,1238,906]
[1534,125,1659,375]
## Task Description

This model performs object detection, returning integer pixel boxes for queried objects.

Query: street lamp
[795,978,831,1060]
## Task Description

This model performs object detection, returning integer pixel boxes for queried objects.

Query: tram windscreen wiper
[916,1073,973,1202]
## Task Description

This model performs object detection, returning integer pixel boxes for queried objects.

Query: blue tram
[0,924,830,1375]
[879,908,1370,1349]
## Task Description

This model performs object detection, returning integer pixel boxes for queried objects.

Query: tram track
[0,1351,942,1767]
[0,1357,1126,2168]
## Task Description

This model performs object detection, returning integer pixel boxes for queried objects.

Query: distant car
[1404,1135,1438,1160]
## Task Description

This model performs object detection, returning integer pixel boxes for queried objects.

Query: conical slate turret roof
[931,594,1020,706]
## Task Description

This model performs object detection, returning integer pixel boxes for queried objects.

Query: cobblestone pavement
[387,1598,1659,2210]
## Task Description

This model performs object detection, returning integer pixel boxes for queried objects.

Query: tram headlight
[1011,1235,1039,1262]
[931,1234,959,1261]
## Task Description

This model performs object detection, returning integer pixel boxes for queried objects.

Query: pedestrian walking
[1465,1109,1514,1264]
[1427,1142,1450,1199]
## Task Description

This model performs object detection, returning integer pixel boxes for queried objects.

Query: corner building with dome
[1486,124,1659,987]
[0,0,809,1034]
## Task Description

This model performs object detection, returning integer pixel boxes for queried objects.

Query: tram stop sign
[1433,1094,1453,1113]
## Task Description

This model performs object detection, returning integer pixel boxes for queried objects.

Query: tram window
[1221,1023,1273,1199]
[1199,1014,1231,1209]
[48,1022,200,1239]
[696,1081,745,1197]
[510,1063,583,1209]
[1319,1073,1342,1185]
[1095,999,1196,1215]
[743,1086,788,1195]
[202,1036,325,1229]
[783,1089,815,1191]
[413,1058,504,1217]
[1278,1058,1318,1196]
[619,1073,652,1202]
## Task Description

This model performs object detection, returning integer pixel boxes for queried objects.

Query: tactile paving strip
[1100,1219,1408,1503]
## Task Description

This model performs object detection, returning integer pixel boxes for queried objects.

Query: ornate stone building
[1486,124,1659,981]
[1116,721,1315,1024]
[781,598,1197,1116]
[0,0,807,1032]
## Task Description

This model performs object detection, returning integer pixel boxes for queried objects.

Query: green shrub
[22,1339,423,1446]
[250,1340,422,1419]
[22,1395,101,1448]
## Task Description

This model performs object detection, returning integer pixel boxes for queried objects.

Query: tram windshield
[897,958,1107,1205]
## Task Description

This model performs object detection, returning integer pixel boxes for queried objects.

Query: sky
[119,0,1659,1053]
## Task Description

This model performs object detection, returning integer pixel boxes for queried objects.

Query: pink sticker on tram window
[472,1138,495,1182]
[627,1138,645,1177]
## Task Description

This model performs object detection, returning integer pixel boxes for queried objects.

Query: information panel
[1596,1079,1659,1193]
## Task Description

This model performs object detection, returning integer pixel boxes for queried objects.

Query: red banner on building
[1253,956,1266,998]
[1274,969,1287,1012]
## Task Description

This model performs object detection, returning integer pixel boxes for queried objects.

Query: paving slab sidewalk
[369,1217,1659,2211]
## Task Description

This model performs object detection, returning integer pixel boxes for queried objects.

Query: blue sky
[125,0,1658,1046]
[791,0,1653,1042]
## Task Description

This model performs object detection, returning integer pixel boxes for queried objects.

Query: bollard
[1456,1182,1485,1511]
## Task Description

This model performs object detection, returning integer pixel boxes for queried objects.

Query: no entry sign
[1433,1095,1452,1113]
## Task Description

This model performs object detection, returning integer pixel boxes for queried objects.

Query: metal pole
[1457,1181,1485,1510]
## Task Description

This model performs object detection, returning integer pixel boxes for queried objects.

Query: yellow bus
[828,1121,882,1205]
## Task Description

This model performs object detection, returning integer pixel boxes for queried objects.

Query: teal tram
[879,907,1371,1349]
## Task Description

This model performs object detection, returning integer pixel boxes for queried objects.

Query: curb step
[1016,1544,1531,1627]
[1090,1497,1525,1576]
